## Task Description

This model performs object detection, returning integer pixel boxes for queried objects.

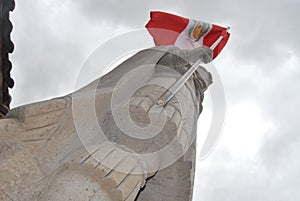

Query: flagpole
[157,27,229,106]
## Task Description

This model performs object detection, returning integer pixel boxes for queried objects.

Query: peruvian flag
[145,11,230,59]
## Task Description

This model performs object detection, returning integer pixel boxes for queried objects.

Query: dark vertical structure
[0,0,15,118]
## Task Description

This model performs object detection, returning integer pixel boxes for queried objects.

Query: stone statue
[0,45,212,201]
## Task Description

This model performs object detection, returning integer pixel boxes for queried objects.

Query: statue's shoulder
[6,96,70,122]
[0,96,70,139]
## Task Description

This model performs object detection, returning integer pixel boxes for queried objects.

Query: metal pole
[157,27,229,106]
[156,55,206,106]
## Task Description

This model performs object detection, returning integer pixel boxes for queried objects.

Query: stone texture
[0,46,212,201]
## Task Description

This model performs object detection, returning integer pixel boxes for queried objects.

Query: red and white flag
[145,11,230,59]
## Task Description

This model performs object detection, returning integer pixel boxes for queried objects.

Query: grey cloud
[77,0,300,74]
[257,68,300,170]
[10,0,98,106]
[77,0,169,28]
[195,149,300,201]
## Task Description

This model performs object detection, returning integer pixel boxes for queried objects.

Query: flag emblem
[188,20,212,42]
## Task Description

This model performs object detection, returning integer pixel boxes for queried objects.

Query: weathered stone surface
[0,46,212,201]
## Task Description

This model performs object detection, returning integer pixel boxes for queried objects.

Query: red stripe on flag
[203,25,230,59]
[146,11,230,59]
[145,11,189,45]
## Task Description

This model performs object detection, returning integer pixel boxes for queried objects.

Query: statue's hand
[189,46,213,64]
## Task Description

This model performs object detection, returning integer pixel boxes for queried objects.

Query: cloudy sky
[9,0,300,200]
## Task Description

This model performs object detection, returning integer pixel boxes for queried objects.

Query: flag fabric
[145,11,230,59]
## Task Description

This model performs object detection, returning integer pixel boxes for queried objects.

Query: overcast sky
[9,0,300,200]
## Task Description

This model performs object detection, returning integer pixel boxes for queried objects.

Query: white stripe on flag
[175,19,212,49]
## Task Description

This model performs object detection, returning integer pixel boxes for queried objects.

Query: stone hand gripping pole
[157,27,230,106]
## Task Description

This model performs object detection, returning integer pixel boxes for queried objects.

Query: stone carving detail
[0,46,212,201]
